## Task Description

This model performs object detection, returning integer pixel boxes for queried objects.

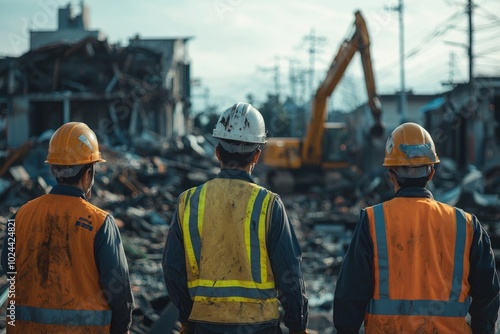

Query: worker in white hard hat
[162,102,309,334]
[334,122,500,333]
[0,122,134,334]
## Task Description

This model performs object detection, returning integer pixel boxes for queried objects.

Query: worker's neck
[220,165,253,175]
[58,182,84,191]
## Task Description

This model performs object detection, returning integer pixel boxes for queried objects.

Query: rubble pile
[0,133,219,333]
[0,133,499,333]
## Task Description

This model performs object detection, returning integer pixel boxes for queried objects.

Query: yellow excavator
[261,10,385,192]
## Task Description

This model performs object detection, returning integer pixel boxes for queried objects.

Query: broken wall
[0,35,192,149]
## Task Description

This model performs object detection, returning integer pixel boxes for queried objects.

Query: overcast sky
[1,0,499,112]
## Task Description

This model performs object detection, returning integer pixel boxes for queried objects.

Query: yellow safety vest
[178,178,280,323]
[365,197,473,334]
[10,194,112,334]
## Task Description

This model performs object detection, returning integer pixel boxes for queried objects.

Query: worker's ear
[427,167,435,181]
[388,169,397,184]
[252,148,261,164]
[215,144,221,162]
[81,165,92,185]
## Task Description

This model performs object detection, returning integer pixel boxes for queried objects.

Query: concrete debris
[0,179,10,198]
[0,134,499,333]
[0,35,192,149]
[8,165,31,182]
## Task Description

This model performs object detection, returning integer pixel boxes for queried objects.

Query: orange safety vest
[9,193,112,334]
[365,197,474,334]
[178,178,280,324]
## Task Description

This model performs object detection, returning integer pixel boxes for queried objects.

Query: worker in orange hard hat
[334,122,500,333]
[1,122,134,334]
[162,102,309,334]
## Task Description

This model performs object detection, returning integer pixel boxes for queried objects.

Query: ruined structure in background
[0,2,192,149]
[421,77,500,171]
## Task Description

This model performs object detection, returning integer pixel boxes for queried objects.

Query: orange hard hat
[383,122,439,167]
[45,122,105,165]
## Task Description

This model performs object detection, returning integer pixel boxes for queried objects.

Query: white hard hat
[212,102,266,153]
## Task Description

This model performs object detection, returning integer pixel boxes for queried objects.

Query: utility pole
[398,0,408,123]
[257,56,281,98]
[297,69,308,105]
[443,0,475,89]
[465,0,474,169]
[467,0,474,102]
[273,56,280,98]
[387,0,408,123]
[449,52,457,85]
[285,58,300,103]
[303,29,326,99]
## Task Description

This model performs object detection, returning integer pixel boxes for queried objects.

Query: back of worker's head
[45,122,105,185]
[383,122,440,188]
[212,102,266,168]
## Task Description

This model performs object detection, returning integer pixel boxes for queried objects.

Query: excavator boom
[262,10,384,192]
[302,11,383,164]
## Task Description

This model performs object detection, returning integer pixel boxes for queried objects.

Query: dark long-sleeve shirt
[162,169,308,333]
[1,184,134,334]
[334,187,500,334]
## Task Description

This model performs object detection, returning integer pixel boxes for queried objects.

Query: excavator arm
[358,14,384,137]
[261,10,384,192]
[302,10,384,165]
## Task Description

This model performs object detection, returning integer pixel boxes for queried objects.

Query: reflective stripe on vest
[17,305,112,326]
[183,183,275,302]
[368,203,470,316]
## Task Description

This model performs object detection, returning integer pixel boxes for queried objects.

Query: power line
[474,30,500,43]
[474,22,500,30]
[442,0,465,6]
[474,4,500,22]
[404,12,465,60]
[476,67,500,75]
[378,9,465,78]
[475,62,500,70]
[406,58,447,82]
[476,44,500,54]
[476,54,500,61]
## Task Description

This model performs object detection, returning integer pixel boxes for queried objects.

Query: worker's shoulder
[178,185,199,197]
[16,193,50,212]
[85,201,112,219]
[18,193,44,206]
[263,186,279,199]
[245,182,278,198]
[433,199,472,216]
[18,194,111,221]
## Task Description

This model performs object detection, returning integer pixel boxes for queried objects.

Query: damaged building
[0,1,192,149]
[421,77,500,171]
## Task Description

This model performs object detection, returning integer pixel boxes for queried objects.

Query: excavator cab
[322,122,350,165]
